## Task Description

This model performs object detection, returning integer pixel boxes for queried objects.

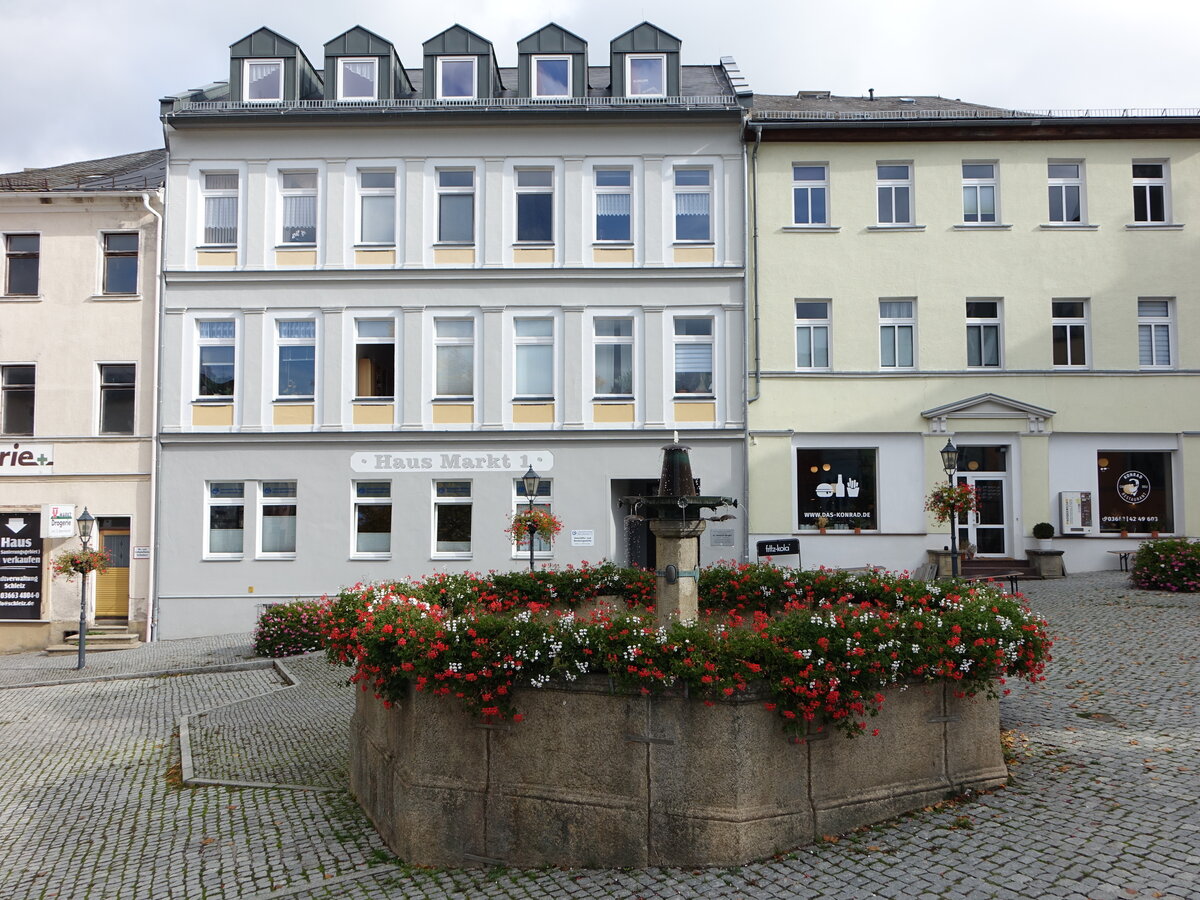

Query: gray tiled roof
[752,92,1007,115]
[0,149,166,192]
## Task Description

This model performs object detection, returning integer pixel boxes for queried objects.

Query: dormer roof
[421,24,504,97]
[516,23,588,99]
[228,27,322,102]
[323,25,414,99]
[608,22,683,97]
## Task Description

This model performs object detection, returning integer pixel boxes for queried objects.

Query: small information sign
[132,546,151,560]
[570,529,595,547]
[756,538,800,558]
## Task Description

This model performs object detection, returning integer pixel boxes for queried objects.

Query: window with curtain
[673,317,713,395]
[280,171,317,244]
[674,168,712,241]
[339,58,377,100]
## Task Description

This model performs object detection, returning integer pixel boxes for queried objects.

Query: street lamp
[76,507,95,670]
[522,466,541,572]
[939,440,960,578]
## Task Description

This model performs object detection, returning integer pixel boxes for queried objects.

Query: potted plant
[816,515,829,535]
[850,518,863,534]
[504,508,564,547]
[924,483,979,526]
[1032,522,1055,551]
[51,547,111,581]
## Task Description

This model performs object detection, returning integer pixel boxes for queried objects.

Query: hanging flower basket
[505,509,563,545]
[924,483,980,525]
[51,548,112,581]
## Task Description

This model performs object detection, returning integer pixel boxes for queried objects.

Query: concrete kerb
[176,654,347,792]
[0,656,282,691]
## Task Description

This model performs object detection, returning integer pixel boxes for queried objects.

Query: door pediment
[921,392,1055,434]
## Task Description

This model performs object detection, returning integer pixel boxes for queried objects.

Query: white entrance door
[957,474,1008,557]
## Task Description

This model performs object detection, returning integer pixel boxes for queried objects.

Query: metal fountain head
[620,444,738,522]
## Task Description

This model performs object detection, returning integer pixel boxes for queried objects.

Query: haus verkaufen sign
[351,449,554,474]
[0,513,43,620]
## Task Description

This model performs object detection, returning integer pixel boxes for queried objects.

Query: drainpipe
[748,123,763,404]
[141,191,164,642]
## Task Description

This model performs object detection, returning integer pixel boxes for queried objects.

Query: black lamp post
[522,466,541,572]
[76,507,95,670]
[939,440,960,578]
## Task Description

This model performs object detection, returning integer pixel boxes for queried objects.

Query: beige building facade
[0,151,164,649]
[745,98,1199,574]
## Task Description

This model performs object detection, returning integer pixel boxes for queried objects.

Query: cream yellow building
[745,96,1199,574]
[0,151,163,649]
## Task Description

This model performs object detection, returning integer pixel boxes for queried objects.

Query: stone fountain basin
[350,677,1007,868]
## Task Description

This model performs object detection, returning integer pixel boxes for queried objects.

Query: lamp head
[940,439,959,475]
[522,466,541,502]
[78,507,95,543]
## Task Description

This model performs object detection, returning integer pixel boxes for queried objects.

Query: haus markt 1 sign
[352,449,554,474]
[0,513,43,620]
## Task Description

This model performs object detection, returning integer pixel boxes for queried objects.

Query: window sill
[90,293,142,302]
[952,223,1012,231]
[353,243,397,249]
[197,245,238,251]
[1039,223,1099,230]
[0,295,41,302]
[433,242,476,248]
[1125,223,1184,230]
[433,398,474,403]
[256,554,298,561]
[672,241,715,247]
[513,396,555,403]
[867,224,925,232]
[432,553,473,561]
[673,394,715,401]
[275,244,317,250]
[202,555,244,562]
[1051,366,1091,371]
[274,398,315,404]
[512,242,555,247]
[351,554,392,561]
[782,225,839,233]
[353,397,396,403]
[592,397,635,402]
[592,241,635,247]
[193,397,236,404]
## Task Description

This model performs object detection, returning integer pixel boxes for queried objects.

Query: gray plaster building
[156,23,749,637]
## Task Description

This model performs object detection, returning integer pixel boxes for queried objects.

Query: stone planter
[350,678,1007,868]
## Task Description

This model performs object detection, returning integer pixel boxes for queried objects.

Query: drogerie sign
[0,443,53,475]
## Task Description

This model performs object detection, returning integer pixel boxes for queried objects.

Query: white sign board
[352,449,554,474]
[0,443,53,475]
[42,505,75,538]
[132,546,151,560]
[570,529,595,547]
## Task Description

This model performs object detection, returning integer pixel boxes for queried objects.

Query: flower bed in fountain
[326,563,1052,867]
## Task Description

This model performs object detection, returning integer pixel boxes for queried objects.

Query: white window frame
[244,59,283,102]
[1,364,35,435]
[437,57,477,99]
[357,169,396,245]
[436,168,476,244]
[200,172,239,247]
[338,57,378,101]
[792,164,829,226]
[795,300,831,370]
[625,53,667,97]
[673,167,712,243]
[275,319,317,400]
[1048,161,1085,224]
[961,162,998,224]
[965,299,1002,368]
[1137,298,1174,369]
[279,171,318,245]
[1132,160,1169,224]
[4,233,40,296]
[354,318,396,400]
[593,167,633,243]
[257,480,298,558]
[513,317,555,400]
[205,481,246,559]
[531,55,571,98]
[352,481,392,558]
[879,299,916,369]
[876,163,913,226]
[1051,299,1090,368]
[432,480,472,558]
[433,315,475,400]
[196,319,237,400]
[512,477,553,558]
[98,362,136,435]
[514,168,554,244]
[672,316,714,397]
[593,316,635,399]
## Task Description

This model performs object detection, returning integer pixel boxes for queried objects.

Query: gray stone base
[351,679,1007,868]
[1027,550,1066,578]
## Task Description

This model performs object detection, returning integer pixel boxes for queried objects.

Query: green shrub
[1131,538,1200,592]
[253,600,327,657]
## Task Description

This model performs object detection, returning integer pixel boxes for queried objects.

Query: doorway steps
[44,623,141,655]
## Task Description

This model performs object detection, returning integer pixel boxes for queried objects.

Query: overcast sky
[3,0,1197,174]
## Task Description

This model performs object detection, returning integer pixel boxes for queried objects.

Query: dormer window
[245,59,283,101]
[338,58,377,100]
[626,54,666,96]
[437,57,476,99]
[532,56,570,97]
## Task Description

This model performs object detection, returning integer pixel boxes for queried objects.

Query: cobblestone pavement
[0,571,1196,899]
